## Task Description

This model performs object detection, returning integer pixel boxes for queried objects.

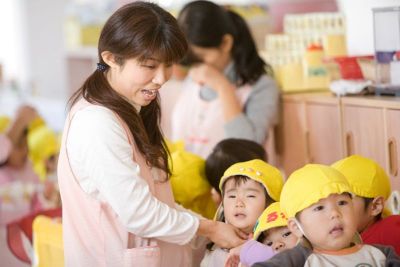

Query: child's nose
[235,198,245,207]
[330,207,341,219]
[273,241,285,252]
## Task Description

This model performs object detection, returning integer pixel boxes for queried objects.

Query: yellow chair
[32,216,63,267]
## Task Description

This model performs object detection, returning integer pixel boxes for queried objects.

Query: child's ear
[287,219,303,238]
[370,196,385,217]
[101,51,119,69]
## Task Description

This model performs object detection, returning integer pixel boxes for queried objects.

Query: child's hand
[225,244,243,267]
[189,64,226,91]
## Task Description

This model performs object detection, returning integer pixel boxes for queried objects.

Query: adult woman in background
[171,0,279,159]
[58,2,246,266]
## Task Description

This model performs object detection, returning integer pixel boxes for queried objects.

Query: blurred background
[0,0,399,130]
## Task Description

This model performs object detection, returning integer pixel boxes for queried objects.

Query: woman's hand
[197,219,248,249]
[189,64,227,92]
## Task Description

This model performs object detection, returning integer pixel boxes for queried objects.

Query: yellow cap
[332,155,391,200]
[219,159,284,201]
[253,202,288,240]
[281,164,352,218]
[169,149,216,219]
[28,125,60,181]
[0,116,10,133]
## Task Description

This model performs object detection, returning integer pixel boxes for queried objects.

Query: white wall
[0,0,29,89]
[338,0,400,55]
[24,0,68,99]
[0,0,67,99]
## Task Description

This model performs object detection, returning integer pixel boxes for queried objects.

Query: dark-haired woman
[58,2,246,266]
[171,0,279,159]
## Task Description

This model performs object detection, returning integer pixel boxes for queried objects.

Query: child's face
[223,178,266,233]
[263,226,298,253]
[352,195,383,232]
[293,193,357,251]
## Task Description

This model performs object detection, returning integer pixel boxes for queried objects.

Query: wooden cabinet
[280,93,400,192]
[386,109,400,191]
[281,97,307,175]
[305,98,343,165]
[281,94,343,176]
[341,103,386,168]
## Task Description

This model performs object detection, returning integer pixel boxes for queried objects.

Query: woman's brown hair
[69,2,187,178]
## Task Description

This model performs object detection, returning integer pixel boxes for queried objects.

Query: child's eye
[247,195,256,198]
[282,231,292,238]
[227,195,236,199]
[265,241,273,246]
[338,200,348,206]
[313,205,324,212]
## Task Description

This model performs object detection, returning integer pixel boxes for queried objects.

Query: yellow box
[276,63,329,92]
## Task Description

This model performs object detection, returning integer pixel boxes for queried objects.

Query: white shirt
[66,105,199,245]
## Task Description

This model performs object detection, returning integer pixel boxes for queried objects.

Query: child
[226,202,299,267]
[201,159,284,267]
[169,149,217,219]
[332,155,400,254]
[206,138,267,205]
[28,125,60,182]
[171,0,279,159]
[253,164,400,267]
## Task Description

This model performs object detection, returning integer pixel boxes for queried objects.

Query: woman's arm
[67,106,246,247]
[224,76,279,143]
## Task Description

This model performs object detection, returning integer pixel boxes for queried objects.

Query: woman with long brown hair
[58,2,246,266]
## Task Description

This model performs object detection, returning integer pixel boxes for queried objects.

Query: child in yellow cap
[205,138,267,206]
[201,159,284,267]
[226,202,299,267]
[332,155,400,255]
[253,164,400,267]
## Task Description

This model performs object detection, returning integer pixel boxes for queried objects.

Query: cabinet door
[386,109,400,191]
[342,105,386,168]
[306,102,343,165]
[281,100,307,176]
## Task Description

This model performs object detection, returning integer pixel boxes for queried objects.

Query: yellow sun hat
[331,155,391,200]
[169,149,216,219]
[332,155,392,217]
[219,159,284,202]
[0,116,10,133]
[280,164,352,218]
[253,202,288,241]
[28,125,60,181]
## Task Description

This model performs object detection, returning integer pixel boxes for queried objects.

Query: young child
[171,0,279,159]
[206,138,267,206]
[201,159,284,267]
[226,202,299,267]
[253,164,400,267]
[332,155,400,254]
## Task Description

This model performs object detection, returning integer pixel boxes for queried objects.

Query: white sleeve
[67,105,199,245]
